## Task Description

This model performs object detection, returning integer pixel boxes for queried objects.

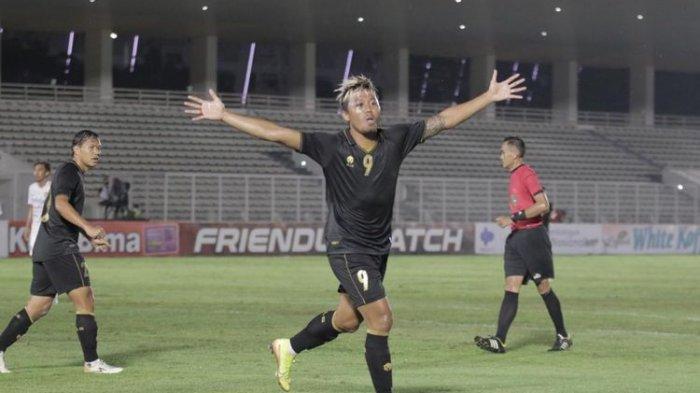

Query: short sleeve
[523,172,543,196]
[387,120,426,159]
[300,132,336,167]
[27,185,34,205]
[54,166,80,198]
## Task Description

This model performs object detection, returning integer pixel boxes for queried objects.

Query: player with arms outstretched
[185,71,525,392]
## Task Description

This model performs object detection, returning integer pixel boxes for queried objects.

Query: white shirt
[27,181,51,254]
[28,181,51,224]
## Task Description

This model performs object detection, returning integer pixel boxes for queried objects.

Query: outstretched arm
[184,90,302,151]
[423,70,526,141]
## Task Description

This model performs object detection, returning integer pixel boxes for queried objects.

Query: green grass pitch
[0,255,698,392]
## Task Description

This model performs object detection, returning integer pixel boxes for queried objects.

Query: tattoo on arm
[423,114,447,141]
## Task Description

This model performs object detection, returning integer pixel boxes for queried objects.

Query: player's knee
[537,279,551,295]
[333,306,363,333]
[335,319,361,333]
[333,313,361,333]
[374,311,393,333]
[27,295,55,317]
[70,288,95,313]
[504,276,522,293]
[75,302,95,315]
[39,301,53,316]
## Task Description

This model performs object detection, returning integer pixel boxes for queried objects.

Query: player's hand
[487,70,526,102]
[91,237,109,252]
[85,225,106,240]
[22,228,30,242]
[495,216,514,228]
[184,89,225,121]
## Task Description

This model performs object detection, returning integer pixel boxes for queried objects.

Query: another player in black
[185,71,525,392]
[0,130,123,374]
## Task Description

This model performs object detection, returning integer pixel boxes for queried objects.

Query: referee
[0,130,122,374]
[185,71,525,392]
[475,136,572,353]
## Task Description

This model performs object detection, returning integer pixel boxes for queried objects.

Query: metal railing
[0,83,99,102]
[655,114,700,128]
[3,171,697,224]
[577,110,633,126]
[3,83,700,129]
[121,173,698,225]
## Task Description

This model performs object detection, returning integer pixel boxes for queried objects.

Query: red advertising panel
[7,221,474,257]
[8,221,179,257]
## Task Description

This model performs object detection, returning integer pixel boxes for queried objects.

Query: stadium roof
[1,0,698,71]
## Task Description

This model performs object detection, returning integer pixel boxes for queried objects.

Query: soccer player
[23,161,52,256]
[185,71,525,392]
[0,130,123,374]
[474,136,572,353]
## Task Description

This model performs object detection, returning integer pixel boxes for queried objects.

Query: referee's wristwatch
[511,210,527,221]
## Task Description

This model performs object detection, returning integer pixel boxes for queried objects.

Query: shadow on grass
[104,343,199,365]
[505,330,552,351]
[395,387,464,393]
[457,331,552,354]
[25,343,198,369]
[335,381,464,393]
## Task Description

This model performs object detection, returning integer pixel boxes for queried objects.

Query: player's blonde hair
[334,75,379,110]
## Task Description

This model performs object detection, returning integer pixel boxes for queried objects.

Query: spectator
[113,180,130,219]
[98,176,111,219]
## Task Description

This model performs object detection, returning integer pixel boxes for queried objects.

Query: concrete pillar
[630,59,654,126]
[0,27,3,95]
[85,29,113,101]
[469,53,496,119]
[396,47,409,117]
[190,34,218,93]
[290,42,316,111]
[379,46,409,117]
[0,19,3,94]
[552,60,578,123]
[290,45,319,168]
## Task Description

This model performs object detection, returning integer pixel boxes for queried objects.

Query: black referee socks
[496,291,519,343]
[541,290,568,337]
[0,309,33,352]
[290,310,340,353]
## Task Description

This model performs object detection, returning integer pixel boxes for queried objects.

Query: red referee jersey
[508,164,544,230]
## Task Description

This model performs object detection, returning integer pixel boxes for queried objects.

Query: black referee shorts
[30,253,91,296]
[504,225,554,285]
[329,253,388,308]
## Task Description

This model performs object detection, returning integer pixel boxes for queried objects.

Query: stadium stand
[1,97,698,224]
[0,100,662,184]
